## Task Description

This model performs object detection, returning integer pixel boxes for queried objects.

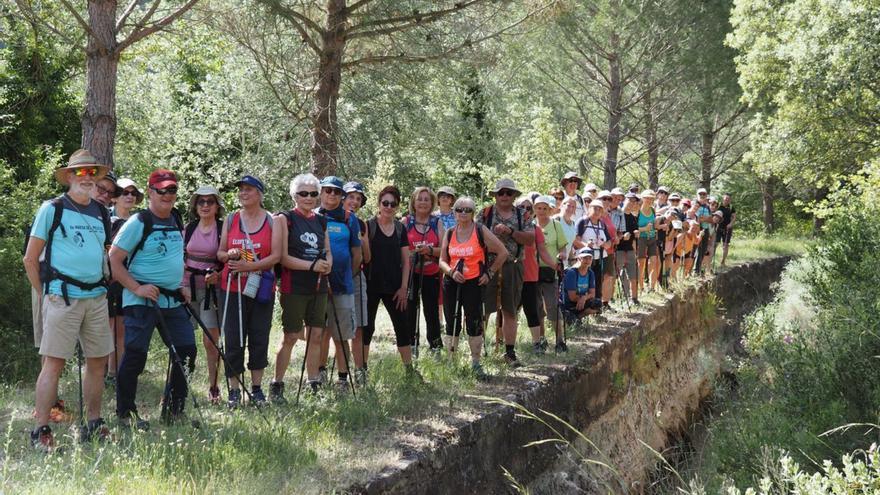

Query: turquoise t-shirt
[30,195,108,299]
[113,211,184,309]
[638,209,656,240]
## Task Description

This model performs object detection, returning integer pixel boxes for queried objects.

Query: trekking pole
[295,251,326,405]
[236,272,244,348]
[183,302,271,427]
[414,252,425,359]
[150,299,206,429]
[76,342,85,428]
[327,287,356,396]
[219,272,233,397]
[406,251,418,356]
[494,267,503,353]
[451,259,465,352]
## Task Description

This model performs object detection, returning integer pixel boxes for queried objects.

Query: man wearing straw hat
[23,149,115,451]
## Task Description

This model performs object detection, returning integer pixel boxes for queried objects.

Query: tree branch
[117,0,200,53]
[346,0,376,13]
[115,0,140,32]
[256,0,324,38]
[58,0,109,53]
[347,0,485,35]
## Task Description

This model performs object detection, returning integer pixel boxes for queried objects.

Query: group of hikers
[23,150,736,451]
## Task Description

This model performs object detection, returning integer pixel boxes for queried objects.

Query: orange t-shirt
[448,226,486,281]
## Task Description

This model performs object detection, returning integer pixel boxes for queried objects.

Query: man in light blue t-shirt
[109,168,195,430]
[23,149,114,451]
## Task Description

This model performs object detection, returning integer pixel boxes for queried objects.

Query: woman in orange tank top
[438,196,507,380]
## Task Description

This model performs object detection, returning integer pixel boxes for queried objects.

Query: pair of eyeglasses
[322,188,343,196]
[602,198,612,202]
[454,207,474,214]
[152,186,178,196]
[297,191,319,198]
[496,189,515,197]
[381,200,399,208]
[197,199,217,207]
[74,167,99,177]
[121,189,138,197]
[96,184,116,196]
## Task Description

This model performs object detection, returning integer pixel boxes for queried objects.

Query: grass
[721,236,806,266]
[0,236,802,494]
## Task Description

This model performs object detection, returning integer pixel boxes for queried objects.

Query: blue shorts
[123,304,195,353]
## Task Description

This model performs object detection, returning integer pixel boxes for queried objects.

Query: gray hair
[289,173,320,200]
[453,196,476,211]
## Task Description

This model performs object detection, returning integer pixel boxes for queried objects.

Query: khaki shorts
[280,292,328,334]
[325,293,356,340]
[538,280,560,322]
[32,287,43,348]
[191,286,220,329]
[40,294,113,359]
[484,260,523,316]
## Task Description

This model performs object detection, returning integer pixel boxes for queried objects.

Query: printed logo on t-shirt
[300,232,319,250]
[232,238,260,250]
[449,245,474,257]
[158,241,168,256]
[73,231,85,248]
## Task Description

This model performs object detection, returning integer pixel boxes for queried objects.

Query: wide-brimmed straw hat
[55,149,109,186]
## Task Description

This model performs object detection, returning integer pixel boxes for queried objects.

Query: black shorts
[717,227,733,245]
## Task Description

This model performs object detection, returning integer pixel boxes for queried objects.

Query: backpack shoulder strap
[481,205,494,228]
[368,217,377,241]
[184,221,199,246]
[127,210,153,264]
[429,215,439,236]
[97,203,112,247]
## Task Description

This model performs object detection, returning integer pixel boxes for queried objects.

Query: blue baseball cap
[320,176,344,190]
[235,175,265,193]
[343,181,366,196]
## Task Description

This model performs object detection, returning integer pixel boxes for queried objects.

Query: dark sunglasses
[322,188,343,196]
[74,167,99,177]
[496,189,516,197]
[522,205,533,211]
[297,191,319,198]
[381,200,399,208]
[197,199,217,207]
[602,198,612,202]
[121,189,139,197]
[151,186,178,195]
[454,207,474,214]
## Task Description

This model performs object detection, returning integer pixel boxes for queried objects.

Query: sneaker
[532,341,545,355]
[269,381,286,404]
[208,386,221,405]
[250,387,267,407]
[30,425,55,453]
[354,368,368,387]
[631,298,640,306]
[118,411,150,432]
[555,341,569,353]
[504,353,522,368]
[80,417,112,443]
[227,388,242,409]
[318,367,328,385]
[471,363,491,382]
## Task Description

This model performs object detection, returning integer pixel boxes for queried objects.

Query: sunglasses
[121,189,139,197]
[381,200,399,208]
[322,188,343,196]
[496,189,516,197]
[297,191,319,198]
[197,199,217,207]
[523,205,533,211]
[454,207,474,214]
[73,167,99,177]
[602,198,612,202]
[96,184,117,196]
[151,186,178,196]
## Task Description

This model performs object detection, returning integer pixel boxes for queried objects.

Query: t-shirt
[367,219,408,295]
[522,228,545,282]
[638,209,657,239]
[564,193,585,220]
[719,205,736,229]
[318,206,360,295]
[560,267,594,309]
[436,210,456,231]
[575,218,609,259]
[554,214,578,263]
[113,210,184,308]
[697,203,712,229]
[184,222,219,289]
[403,215,441,277]
[30,195,108,299]
[537,218,567,269]
[617,213,639,252]
[281,209,327,295]
[477,205,534,261]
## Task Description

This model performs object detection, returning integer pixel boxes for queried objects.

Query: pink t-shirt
[184,222,219,289]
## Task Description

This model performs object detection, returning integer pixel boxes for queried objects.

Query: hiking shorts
[484,260,523,316]
[190,285,220,330]
[601,252,616,276]
[638,238,658,258]
[280,292,328,334]
[325,293,356,340]
[616,250,638,280]
[40,293,113,359]
[353,271,368,327]
[538,280,560,322]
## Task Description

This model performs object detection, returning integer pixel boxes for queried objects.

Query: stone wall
[348,257,790,495]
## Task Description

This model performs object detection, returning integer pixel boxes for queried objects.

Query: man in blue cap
[314,176,361,390]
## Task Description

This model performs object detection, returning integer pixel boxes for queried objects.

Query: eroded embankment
[347,257,790,495]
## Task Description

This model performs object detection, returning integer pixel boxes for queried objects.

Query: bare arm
[482,226,508,274]
[23,237,46,292]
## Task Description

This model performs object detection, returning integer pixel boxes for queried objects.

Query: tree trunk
[82,0,119,168]
[310,0,347,177]
[700,130,714,193]
[603,38,622,190]
[761,175,776,234]
[644,88,659,189]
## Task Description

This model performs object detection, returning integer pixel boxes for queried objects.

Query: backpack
[404,215,440,238]
[126,208,185,266]
[35,196,113,305]
[480,204,525,259]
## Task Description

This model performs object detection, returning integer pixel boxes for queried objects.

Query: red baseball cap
[148,169,177,189]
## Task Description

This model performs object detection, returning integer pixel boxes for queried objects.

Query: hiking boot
[318,367,328,385]
[80,417,112,443]
[118,411,150,432]
[603,302,616,313]
[269,381,287,405]
[354,368,368,387]
[227,388,242,409]
[250,387,267,407]
[308,380,321,394]
[471,363,491,382]
[30,425,55,453]
[208,386,221,405]
[504,353,522,368]
[532,341,545,355]
[631,298,640,306]
[555,341,569,353]
[429,347,442,360]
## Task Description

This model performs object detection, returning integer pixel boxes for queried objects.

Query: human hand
[181,286,192,304]
[135,284,159,302]
[393,287,408,311]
